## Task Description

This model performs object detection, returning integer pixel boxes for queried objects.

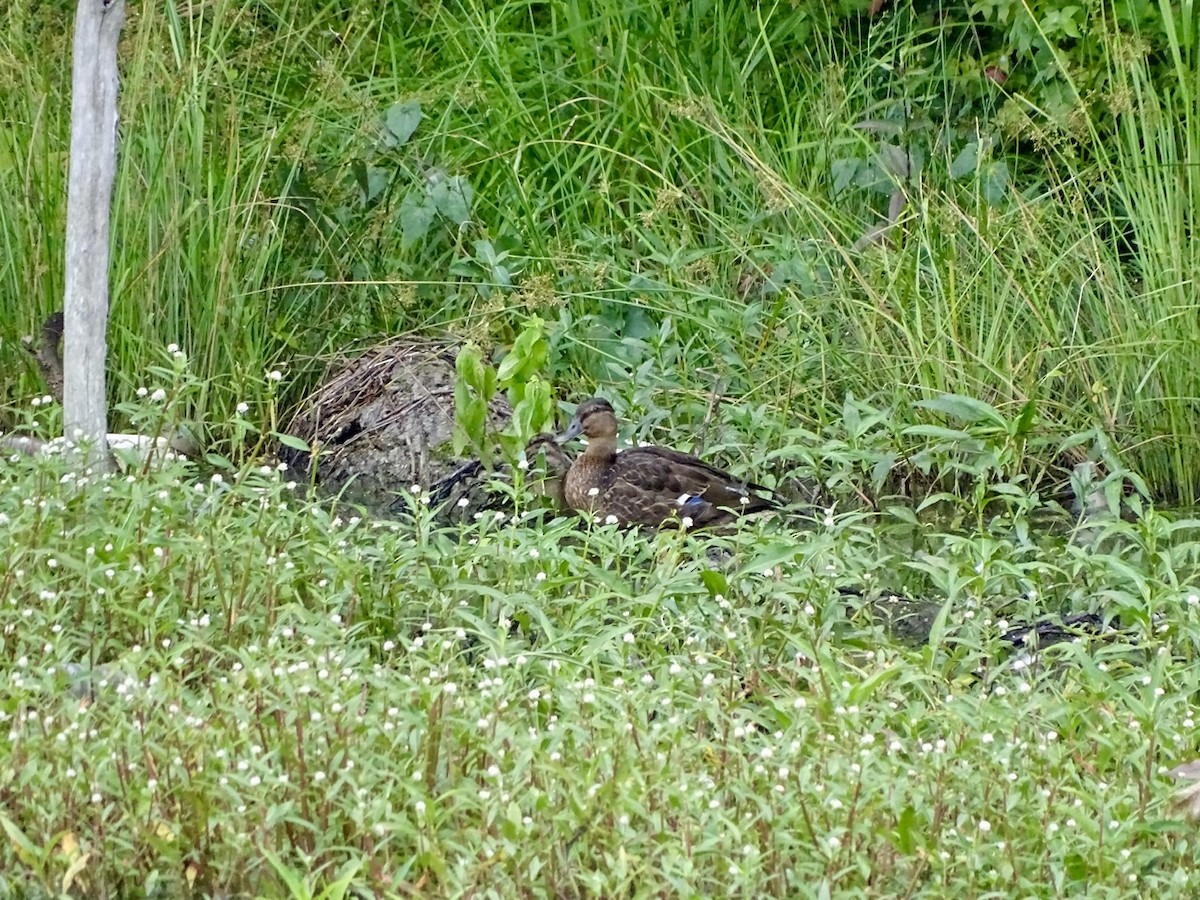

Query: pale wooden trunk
[62,0,125,466]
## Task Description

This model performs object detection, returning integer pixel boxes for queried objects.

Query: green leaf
[431,175,474,226]
[455,345,489,395]
[700,568,730,597]
[742,541,802,575]
[925,598,954,648]
[261,847,313,900]
[885,505,918,524]
[399,191,436,248]
[949,141,979,179]
[274,433,310,453]
[982,160,1010,204]
[878,144,910,179]
[204,452,235,469]
[847,664,903,704]
[831,158,861,195]
[1063,852,1089,881]
[384,100,422,147]
[916,394,1007,427]
[497,319,547,386]
[513,397,536,440]
[454,388,487,457]
[352,162,389,205]
[1014,399,1037,435]
[901,424,973,441]
[871,452,897,494]
[893,805,919,855]
[315,859,365,900]
[0,812,42,869]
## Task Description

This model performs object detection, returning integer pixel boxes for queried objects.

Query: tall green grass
[1,1,1197,497]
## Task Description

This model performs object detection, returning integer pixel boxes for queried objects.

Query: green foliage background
[1,0,1197,498]
[4,4,1200,896]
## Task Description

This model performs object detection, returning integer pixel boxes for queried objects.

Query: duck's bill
[557,419,584,443]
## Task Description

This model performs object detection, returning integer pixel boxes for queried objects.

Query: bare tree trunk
[63,0,125,466]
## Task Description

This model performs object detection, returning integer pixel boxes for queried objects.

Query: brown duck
[557,398,779,529]
[523,432,573,510]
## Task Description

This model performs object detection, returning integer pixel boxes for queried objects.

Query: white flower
[236,402,249,415]
[150,388,167,402]
[267,370,283,382]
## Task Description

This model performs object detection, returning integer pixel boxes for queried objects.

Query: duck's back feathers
[597,448,777,528]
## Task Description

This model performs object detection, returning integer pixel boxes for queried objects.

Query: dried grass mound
[283,336,511,514]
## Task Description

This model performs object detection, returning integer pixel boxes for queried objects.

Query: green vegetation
[1,0,1197,496]
[3,372,1200,896]
[3,1,1200,896]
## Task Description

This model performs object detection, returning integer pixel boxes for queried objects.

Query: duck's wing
[621,448,778,508]
[601,448,774,527]
[597,464,719,527]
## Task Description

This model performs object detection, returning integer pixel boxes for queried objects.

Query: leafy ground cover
[4,374,1200,896]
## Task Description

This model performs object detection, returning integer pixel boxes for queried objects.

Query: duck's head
[523,432,571,475]
[558,398,618,444]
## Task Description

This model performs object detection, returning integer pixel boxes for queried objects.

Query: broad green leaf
[431,175,474,226]
[871,453,897,493]
[949,141,979,179]
[384,100,422,146]
[893,805,919,855]
[831,158,861,195]
[878,143,912,179]
[352,162,389,205]
[364,166,389,204]
[915,394,1007,427]
[455,345,489,395]
[497,321,546,385]
[700,568,730,597]
[884,505,918,524]
[274,433,310,453]
[0,813,41,868]
[399,191,435,248]
[315,859,366,900]
[982,160,1010,204]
